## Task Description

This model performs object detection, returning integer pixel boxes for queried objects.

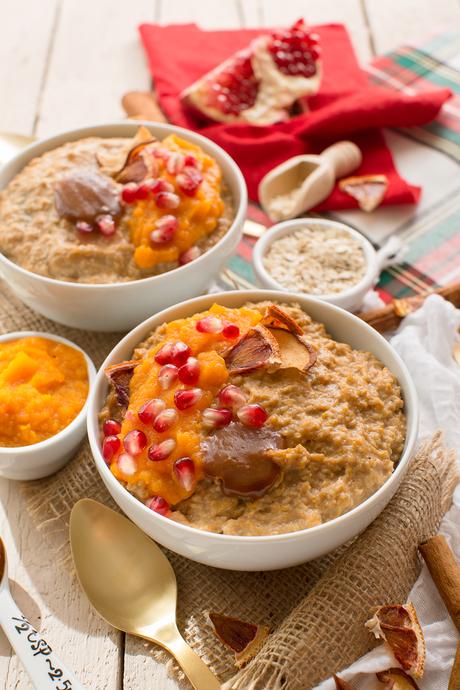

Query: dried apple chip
[376,668,421,690]
[97,126,154,176]
[225,325,281,374]
[339,174,388,212]
[105,359,139,411]
[115,139,156,184]
[333,674,358,690]
[208,612,270,667]
[365,603,425,678]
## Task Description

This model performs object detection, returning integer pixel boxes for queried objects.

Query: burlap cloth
[1,281,459,690]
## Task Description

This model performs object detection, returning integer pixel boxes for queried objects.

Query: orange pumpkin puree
[128,135,225,270]
[111,305,262,505]
[0,337,88,447]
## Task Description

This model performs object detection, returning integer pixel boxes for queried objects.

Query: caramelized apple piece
[208,612,270,667]
[105,360,139,412]
[54,169,120,222]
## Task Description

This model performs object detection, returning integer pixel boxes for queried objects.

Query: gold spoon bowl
[70,499,221,689]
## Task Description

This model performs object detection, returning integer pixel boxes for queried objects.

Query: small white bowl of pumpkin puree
[0,331,95,480]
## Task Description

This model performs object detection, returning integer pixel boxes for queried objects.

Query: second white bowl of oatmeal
[87,289,418,571]
[0,122,247,332]
[253,218,387,312]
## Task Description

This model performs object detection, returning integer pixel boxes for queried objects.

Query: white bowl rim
[253,218,378,301]
[0,330,96,455]
[0,120,247,290]
[87,288,419,544]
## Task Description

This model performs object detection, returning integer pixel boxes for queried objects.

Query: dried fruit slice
[365,603,425,678]
[333,675,358,690]
[181,19,321,125]
[376,668,421,690]
[116,139,157,185]
[208,612,270,667]
[96,126,154,176]
[339,174,388,212]
[225,325,281,375]
[105,360,139,412]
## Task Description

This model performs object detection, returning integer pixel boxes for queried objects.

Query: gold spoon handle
[168,633,221,690]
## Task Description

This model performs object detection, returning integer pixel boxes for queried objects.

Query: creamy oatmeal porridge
[0,127,234,283]
[99,301,406,537]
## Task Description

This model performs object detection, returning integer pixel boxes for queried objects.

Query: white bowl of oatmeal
[0,122,246,331]
[87,290,418,571]
[253,219,383,312]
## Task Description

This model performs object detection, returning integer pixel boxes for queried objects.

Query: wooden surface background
[1,0,460,688]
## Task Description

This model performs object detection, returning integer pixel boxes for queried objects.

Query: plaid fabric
[222,33,460,302]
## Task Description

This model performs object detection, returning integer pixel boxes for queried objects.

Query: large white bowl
[0,122,247,332]
[87,290,419,571]
[0,331,95,480]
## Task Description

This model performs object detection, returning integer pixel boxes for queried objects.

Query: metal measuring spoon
[0,537,87,689]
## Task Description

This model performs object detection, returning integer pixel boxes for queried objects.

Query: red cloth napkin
[139,22,451,207]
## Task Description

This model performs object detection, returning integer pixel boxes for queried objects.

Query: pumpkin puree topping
[0,336,88,447]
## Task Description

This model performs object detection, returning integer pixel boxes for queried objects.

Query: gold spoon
[0,131,35,166]
[70,499,221,690]
[0,537,87,689]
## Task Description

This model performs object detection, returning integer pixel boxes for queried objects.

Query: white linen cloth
[316,295,460,690]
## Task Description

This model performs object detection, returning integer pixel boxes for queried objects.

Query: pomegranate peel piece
[365,603,425,678]
[376,668,421,690]
[333,675,358,690]
[224,325,282,375]
[339,174,388,212]
[207,612,270,667]
[105,359,139,411]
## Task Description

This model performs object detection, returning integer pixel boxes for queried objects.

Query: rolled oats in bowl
[263,224,367,295]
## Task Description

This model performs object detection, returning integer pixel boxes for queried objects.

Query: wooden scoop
[258,141,362,221]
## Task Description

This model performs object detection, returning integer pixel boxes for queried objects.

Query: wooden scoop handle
[320,141,363,179]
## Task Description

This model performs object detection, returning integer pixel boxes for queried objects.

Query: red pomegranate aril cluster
[102,435,121,463]
[121,178,180,210]
[202,407,232,429]
[204,53,259,116]
[174,388,203,411]
[174,457,196,491]
[103,418,121,436]
[123,429,147,456]
[138,398,166,425]
[179,246,201,265]
[148,438,176,462]
[153,408,178,433]
[146,495,170,516]
[158,364,179,390]
[178,357,200,385]
[155,341,191,367]
[213,386,268,428]
[150,215,178,245]
[268,22,320,77]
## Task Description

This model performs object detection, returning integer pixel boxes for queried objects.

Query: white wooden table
[1,1,460,688]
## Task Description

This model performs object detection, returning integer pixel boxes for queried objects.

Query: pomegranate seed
[148,438,176,462]
[153,408,178,433]
[146,495,170,516]
[184,154,198,167]
[138,398,166,425]
[202,407,232,429]
[174,457,195,492]
[237,403,268,428]
[155,341,190,367]
[117,453,137,475]
[76,220,94,234]
[176,167,203,196]
[158,363,179,390]
[166,152,185,175]
[134,184,149,200]
[155,191,180,209]
[174,388,203,410]
[218,384,247,410]
[97,214,116,236]
[103,419,121,436]
[178,357,200,385]
[154,342,175,365]
[196,316,223,334]
[150,215,178,244]
[222,323,240,339]
[123,429,147,456]
[152,147,170,161]
[179,246,201,265]
[125,410,135,422]
[102,435,121,463]
[121,183,139,204]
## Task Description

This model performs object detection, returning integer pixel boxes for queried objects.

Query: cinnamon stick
[122,91,168,123]
[448,642,460,690]
[357,281,460,334]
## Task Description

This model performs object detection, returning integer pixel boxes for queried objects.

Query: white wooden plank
[258,0,373,63]
[36,0,155,137]
[364,0,460,54]
[0,479,121,690]
[158,0,241,28]
[0,0,58,135]
[238,0,263,27]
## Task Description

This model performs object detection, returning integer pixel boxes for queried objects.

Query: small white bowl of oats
[253,218,397,312]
